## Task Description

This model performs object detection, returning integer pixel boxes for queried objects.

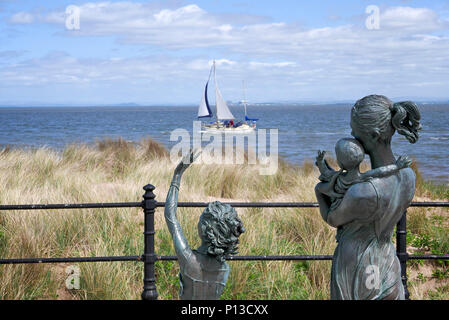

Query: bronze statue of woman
[164,150,245,300]
[315,95,421,300]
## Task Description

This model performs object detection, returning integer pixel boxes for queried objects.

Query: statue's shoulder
[340,181,378,214]
[358,168,415,205]
[369,167,415,192]
[346,180,378,200]
[400,167,417,202]
[326,181,378,225]
[400,167,416,181]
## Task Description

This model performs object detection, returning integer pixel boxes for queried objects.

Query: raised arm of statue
[315,150,338,182]
[164,150,201,264]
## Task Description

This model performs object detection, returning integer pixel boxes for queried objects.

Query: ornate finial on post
[141,184,158,301]
[143,183,155,193]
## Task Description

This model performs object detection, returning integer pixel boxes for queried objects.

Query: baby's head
[335,138,365,171]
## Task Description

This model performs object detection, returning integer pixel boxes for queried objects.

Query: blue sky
[1,0,449,105]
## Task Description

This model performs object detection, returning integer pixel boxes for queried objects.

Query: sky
[1,0,449,105]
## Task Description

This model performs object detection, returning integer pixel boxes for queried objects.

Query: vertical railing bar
[141,184,158,300]
[396,210,410,300]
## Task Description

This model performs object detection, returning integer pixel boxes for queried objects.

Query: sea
[0,104,448,185]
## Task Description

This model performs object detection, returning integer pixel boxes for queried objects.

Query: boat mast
[242,80,248,117]
[213,60,218,126]
[213,60,217,122]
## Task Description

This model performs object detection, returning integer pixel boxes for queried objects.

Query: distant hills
[1,99,448,108]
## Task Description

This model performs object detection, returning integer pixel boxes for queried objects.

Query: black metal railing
[0,184,448,300]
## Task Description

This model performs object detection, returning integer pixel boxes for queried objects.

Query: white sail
[215,85,234,120]
[213,61,234,120]
[241,80,248,117]
[198,82,212,118]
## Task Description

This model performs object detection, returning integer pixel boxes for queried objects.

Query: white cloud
[153,4,204,24]
[249,61,296,69]
[214,59,236,67]
[9,4,449,52]
[4,4,449,101]
[380,6,443,31]
[9,11,34,24]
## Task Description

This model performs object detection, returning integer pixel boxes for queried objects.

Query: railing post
[141,184,158,300]
[396,210,410,300]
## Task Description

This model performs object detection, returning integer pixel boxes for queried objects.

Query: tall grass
[0,138,447,300]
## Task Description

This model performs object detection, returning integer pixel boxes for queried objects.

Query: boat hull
[200,127,256,134]
[201,122,256,133]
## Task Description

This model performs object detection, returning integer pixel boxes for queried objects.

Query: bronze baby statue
[164,150,245,300]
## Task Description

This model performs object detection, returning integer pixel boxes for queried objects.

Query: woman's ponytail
[390,101,422,144]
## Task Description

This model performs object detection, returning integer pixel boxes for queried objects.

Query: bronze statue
[164,150,245,300]
[315,95,421,300]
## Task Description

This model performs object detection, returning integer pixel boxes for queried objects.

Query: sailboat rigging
[241,80,258,122]
[198,61,258,133]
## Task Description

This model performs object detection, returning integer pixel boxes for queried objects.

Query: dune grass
[0,137,447,300]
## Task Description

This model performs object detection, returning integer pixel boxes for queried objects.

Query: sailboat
[198,61,258,133]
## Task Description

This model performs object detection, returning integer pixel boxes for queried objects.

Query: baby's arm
[315,169,345,199]
[360,156,412,180]
[315,150,338,182]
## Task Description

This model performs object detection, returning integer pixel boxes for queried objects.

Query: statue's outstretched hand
[395,155,412,169]
[315,150,326,166]
[174,149,202,176]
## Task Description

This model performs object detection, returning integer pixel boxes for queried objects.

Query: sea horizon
[1,99,449,109]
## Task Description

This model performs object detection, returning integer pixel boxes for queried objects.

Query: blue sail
[198,81,212,118]
[245,115,258,121]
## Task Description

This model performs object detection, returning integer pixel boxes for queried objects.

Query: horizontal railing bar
[158,254,449,261]
[408,254,449,260]
[158,255,333,261]
[159,202,320,208]
[0,256,141,264]
[409,202,449,207]
[1,201,447,211]
[0,202,143,210]
[171,202,449,208]
[2,254,449,265]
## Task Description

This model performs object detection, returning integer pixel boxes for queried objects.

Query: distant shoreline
[1,100,449,109]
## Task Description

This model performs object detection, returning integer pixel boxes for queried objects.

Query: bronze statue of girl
[164,150,245,300]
